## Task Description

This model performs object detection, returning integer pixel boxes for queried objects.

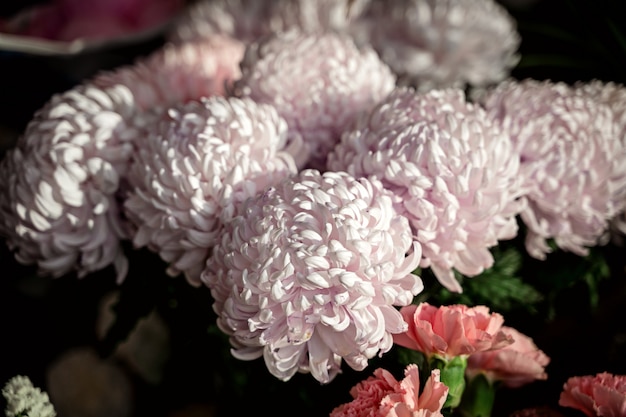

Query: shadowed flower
[2,375,56,417]
[0,85,143,281]
[559,373,626,417]
[168,0,369,44]
[466,326,550,388]
[394,303,513,360]
[330,365,448,417]
[124,96,298,285]
[350,0,520,90]
[233,29,396,170]
[92,34,245,111]
[479,79,626,260]
[328,87,523,292]
[203,169,423,383]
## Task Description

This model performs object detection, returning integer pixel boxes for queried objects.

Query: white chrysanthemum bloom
[124,96,298,285]
[480,79,626,259]
[3,375,56,417]
[351,0,520,90]
[168,0,370,44]
[0,85,145,281]
[328,87,524,293]
[574,80,626,238]
[203,169,423,384]
[234,29,396,170]
[92,35,245,111]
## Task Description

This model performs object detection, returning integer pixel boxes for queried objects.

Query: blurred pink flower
[480,79,626,260]
[575,80,626,238]
[393,303,513,360]
[93,35,245,111]
[233,29,396,170]
[350,0,520,90]
[0,84,144,281]
[328,87,524,292]
[559,373,626,417]
[124,96,298,285]
[466,326,550,388]
[1,0,183,41]
[330,365,448,417]
[169,0,369,44]
[203,170,423,383]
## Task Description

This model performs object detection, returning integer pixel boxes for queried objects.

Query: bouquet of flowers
[1,0,626,416]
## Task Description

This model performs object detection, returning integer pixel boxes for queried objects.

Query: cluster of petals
[574,80,626,237]
[92,34,245,111]
[350,0,520,90]
[330,365,449,417]
[203,169,423,383]
[466,326,550,388]
[328,87,524,292]
[479,79,626,260]
[168,0,369,44]
[0,84,143,281]
[123,96,297,285]
[393,302,513,360]
[559,372,626,417]
[233,29,396,170]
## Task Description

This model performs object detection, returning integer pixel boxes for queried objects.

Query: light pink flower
[575,80,626,238]
[480,79,626,260]
[124,96,298,285]
[466,326,550,388]
[328,87,524,292]
[233,29,396,170]
[0,85,144,281]
[350,0,520,90]
[203,170,423,383]
[93,35,245,111]
[330,365,449,417]
[168,0,369,44]
[559,373,626,417]
[393,303,513,360]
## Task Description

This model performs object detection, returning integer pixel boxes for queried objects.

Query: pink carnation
[330,365,449,417]
[124,96,298,285]
[0,85,144,281]
[233,29,396,170]
[328,87,524,292]
[203,170,423,383]
[93,35,245,111]
[559,373,626,417]
[393,303,513,360]
[350,0,520,90]
[169,0,369,44]
[466,326,550,388]
[480,79,626,259]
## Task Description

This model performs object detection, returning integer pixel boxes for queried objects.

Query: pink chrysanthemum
[575,80,626,238]
[394,302,513,360]
[480,79,626,259]
[203,169,423,383]
[0,85,142,281]
[233,29,396,170]
[124,96,298,285]
[331,365,448,417]
[559,373,626,417]
[92,35,245,111]
[466,326,550,388]
[351,0,520,90]
[328,87,523,292]
[168,0,369,44]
